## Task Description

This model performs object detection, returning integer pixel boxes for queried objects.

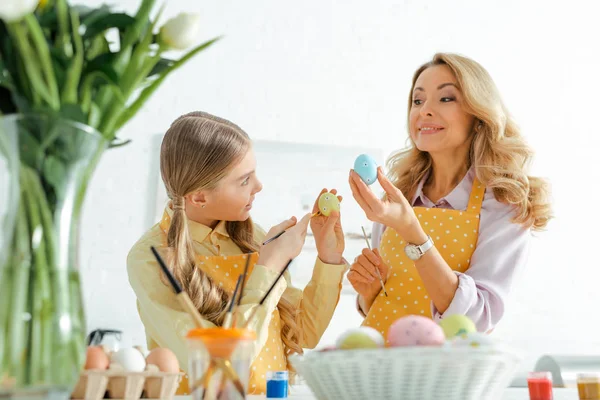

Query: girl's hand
[258,213,312,271]
[310,188,345,265]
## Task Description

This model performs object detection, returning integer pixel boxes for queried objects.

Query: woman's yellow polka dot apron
[363,179,485,341]
[158,215,286,395]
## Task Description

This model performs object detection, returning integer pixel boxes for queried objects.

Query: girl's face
[191,148,263,224]
[409,65,476,156]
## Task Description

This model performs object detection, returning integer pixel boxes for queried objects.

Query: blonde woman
[348,53,552,339]
[127,111,347,394]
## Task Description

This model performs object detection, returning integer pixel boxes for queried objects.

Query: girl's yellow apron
[158,215,286,395]
[363,179,485,341]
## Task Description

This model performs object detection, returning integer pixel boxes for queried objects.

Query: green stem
[15,55,36,106]
[21,167,53,384]
[24,15,60,107]
[98,54,159,136]
[69,270,86,372]
[119,0,156,54]
[24,166,79,385]
[80,72,125,115]
[6,181,32,385]
[118,5,165,98]
[61,10,84,104]
[94,0,155,129]
[0,252,14,379]
[55,0,71,57]
[8,22,57,109]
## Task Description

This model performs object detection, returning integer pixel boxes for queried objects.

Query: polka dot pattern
[362,179,485,338]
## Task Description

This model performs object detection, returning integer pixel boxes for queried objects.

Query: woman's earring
[201,204,206,208]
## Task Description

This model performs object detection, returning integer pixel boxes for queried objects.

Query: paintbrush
[262,212,322,246]
[361,226,388,297]
[237,254,252,308]
[222,275,243,329]
[262,230,286,246]
[242,259,293,329]
[150,246,210,328]
[231,254,252,328]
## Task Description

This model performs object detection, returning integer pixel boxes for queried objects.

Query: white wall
[79,0,600,379]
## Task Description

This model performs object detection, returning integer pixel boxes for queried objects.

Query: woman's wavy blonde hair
[388,53,552,230]
[160,111,303,372]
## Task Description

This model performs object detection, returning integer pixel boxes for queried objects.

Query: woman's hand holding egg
[349,156,425,244]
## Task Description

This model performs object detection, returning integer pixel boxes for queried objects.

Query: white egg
[110,348,147,372]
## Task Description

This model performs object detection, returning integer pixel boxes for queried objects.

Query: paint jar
[266,371,288,399]
[528,371,554,400]
[577,373,600,400]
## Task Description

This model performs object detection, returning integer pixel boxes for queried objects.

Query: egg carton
[70,366,182,400]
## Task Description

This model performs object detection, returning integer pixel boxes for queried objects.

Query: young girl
[347,53,552,339]
[127,111,348,395]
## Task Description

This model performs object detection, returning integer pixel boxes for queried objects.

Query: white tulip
[159,13,202,50]
[0,0,38,22]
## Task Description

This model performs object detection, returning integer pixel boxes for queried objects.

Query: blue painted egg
[354,154,378,185]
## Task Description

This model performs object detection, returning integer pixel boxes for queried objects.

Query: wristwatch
[404,236,434,261]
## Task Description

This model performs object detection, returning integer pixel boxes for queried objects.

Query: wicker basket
[290,345,522,400]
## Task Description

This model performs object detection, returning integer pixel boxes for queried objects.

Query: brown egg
[145,348,180,373]
[84,346,110,370]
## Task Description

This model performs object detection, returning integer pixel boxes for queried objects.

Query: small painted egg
[336,327,384,350]
[438,314,476,339]
[146,348,180,373]
[387,315,445,347]
[450,332,494,348]
[110,348,147,372]
[318,192,340,217]
[353,154,378,186]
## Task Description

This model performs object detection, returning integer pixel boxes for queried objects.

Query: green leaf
[83,13,136,40]
[38,10,58,29]
[49,47,70,69]
[83,56,119,84]
[85,52,118,75]
[19,128,44,170]
[75,4,114,27]
[113,36,222,133]
[147,57,174,78]
[42,155,67,196]
[59,103,87,124]
[86,35,110,61]
[11,92,31,112]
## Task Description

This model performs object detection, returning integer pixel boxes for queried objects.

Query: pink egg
[387,315,445,347]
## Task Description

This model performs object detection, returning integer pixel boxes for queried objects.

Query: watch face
[405,245,420,260]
